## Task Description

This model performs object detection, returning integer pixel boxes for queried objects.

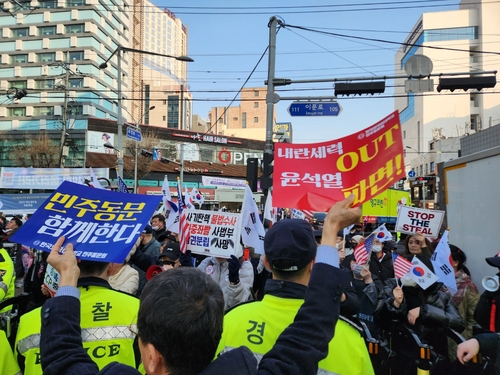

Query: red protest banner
[273,111,405,212]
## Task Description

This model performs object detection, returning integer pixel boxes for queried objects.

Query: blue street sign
[287,102,342,117]
[408,170,416,178]
[126,127,142,142]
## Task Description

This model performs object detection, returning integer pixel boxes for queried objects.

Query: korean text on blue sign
[11,181,161,263]
[185,209,242,258]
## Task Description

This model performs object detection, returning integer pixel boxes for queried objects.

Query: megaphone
[482,275,500,292]
[146,265,165,280]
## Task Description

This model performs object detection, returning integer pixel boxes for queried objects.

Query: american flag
[117,176,129,193]
[393,253,413,279]
[177,178,190,253]
[353,234,374,265]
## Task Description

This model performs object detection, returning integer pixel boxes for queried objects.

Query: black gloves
[228,255,241,284]
[179,250,193,267]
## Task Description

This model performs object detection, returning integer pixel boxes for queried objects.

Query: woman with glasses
[402,233,433,261]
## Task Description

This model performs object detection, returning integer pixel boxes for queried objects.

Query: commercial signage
[202,176,247,189]
[87,131,115,154]
[0,168,109,190]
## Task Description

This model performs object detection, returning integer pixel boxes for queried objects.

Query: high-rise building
[395,0,500,175]
[207,87,274,140]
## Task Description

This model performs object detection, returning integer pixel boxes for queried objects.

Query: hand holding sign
[47,236,80,288]
[395,206,444,237]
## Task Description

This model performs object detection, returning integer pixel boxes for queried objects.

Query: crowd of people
[1,200,500,375]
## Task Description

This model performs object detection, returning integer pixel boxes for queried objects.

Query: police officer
[15,259,140,374]
[217,219,374,375]
[0,330,20,375]
[0,246,15,312]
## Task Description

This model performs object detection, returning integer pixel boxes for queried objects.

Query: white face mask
[372,245,383,253]
[152,226,159,231]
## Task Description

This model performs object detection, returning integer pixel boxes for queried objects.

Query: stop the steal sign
[395,206,444,237]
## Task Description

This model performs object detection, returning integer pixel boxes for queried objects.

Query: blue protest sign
[11,181,161,263]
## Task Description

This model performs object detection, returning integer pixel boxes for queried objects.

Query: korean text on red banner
[273,111,405,211]
[185,209,242,258]
[11,181,161,263]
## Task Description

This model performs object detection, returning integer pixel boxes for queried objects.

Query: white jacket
[198,256,254,310]
[108,264,139,295]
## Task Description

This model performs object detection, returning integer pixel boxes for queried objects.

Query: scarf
[452,269,478,306]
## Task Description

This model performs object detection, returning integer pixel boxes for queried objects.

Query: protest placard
[11,181,161,263]
[43,264,60,298]
[273,111,405,211]
[185,209,242,258]
[395,205,444,238]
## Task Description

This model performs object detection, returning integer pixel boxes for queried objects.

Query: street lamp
[99,45,194,179]
[130,105,155,194]
[406,146,427,208]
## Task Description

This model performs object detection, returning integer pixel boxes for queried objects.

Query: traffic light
[436,76,496,92]
[246,158,259,192]
[260,153,274,190]
[335,81,385,97]
[140,149,153,158]
[418,176,434,182]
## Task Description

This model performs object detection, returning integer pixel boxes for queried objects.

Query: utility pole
[265,17,278,156]
[58,52,70,168]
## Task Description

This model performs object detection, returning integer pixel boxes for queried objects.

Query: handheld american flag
[353,235,374,265]
[177,178,189,253]
[393,253,413,279]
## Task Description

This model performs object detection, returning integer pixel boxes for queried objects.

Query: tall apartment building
[0,1,191,167]
[207,87,275,141]
[395,0,500,176]
[131,5,191,130]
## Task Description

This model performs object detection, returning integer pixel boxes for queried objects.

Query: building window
[11,55,28,64]
[9,80,27,89]
[39,0,56,8]
[8,107,26,116]
[254,90,259,97]
[69,51,84,61]
[430,161,435,172]
[37,53,55,63]
[38,26,56,36]
[429,142,434,150]
[66,24,84,33]
[66,0,84,6]
[163,100,167,105]
[242,112,246,128]
[419,165,423,176]
[233,117,238,121]
[254,102,259,108]
[162,116,166,121]
[33,106,54,116]
[35,79,55,89]
[470,94,479,108]
[69,78,83,88]
[12,28,29,37]
[67,105,83,115]
[424,26,478,42]
[254,117,258,123]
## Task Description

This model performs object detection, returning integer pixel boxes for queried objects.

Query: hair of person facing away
[138,267,225,375]
[77,260,110,277]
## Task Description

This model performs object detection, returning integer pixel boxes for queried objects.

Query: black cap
[486,251,500,268]
[142,224,153,234]
[159,242,181,261]
[264,219,317,272]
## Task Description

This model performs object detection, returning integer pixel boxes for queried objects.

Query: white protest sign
[395,206,444,237]
[43,264,60,298]
[185,209,242,258]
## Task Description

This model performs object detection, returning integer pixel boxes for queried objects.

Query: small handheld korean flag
[161,176,179,233]
[184,188,196,210]
[372,224,393,242]
[431,230,457,294]
[407,257,439,290]
[241,184,265,254]
[190,187,205,207]
[89,167,104,189]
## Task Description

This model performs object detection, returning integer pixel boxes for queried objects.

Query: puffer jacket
[198,256,254,310]
[377,278,465,359]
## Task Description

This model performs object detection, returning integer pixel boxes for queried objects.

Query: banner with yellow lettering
[273,111,404,211]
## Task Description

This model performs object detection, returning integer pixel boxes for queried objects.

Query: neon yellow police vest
[0,247,16,313]
[15,284,140,375]
[218,294,374,375]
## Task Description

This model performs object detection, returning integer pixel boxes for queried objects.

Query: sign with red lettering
[395,206,444,237]
[273,111,405,211]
